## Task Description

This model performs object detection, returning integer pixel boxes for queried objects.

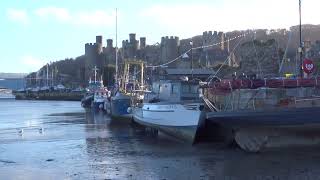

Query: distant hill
[0,79,25,90]
[0,73,27,79]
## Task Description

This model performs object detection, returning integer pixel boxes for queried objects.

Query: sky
[1,0,320,73]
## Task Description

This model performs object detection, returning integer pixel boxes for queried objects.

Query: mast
[46,63,49,87]
[93,66,98,83]
[51,68,53,86]
[115,8,118,84]
[299,0,303,78]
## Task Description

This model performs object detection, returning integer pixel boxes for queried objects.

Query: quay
[13,91,84,101]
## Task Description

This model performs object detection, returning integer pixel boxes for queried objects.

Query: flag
[182,53,189,59]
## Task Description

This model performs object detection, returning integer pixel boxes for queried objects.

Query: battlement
[85,43,94,46]
[85,36,104,55]
[129,33,136,43]
[140,37,146,49]
[161,36,179,45]
[96,35,103,44]
[202,30,226,50]
[106,39,113,48]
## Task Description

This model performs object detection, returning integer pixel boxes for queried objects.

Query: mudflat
[0,100,319,180]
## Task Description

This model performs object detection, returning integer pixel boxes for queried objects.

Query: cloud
[20,55,46,71]
[34,7,115,27]
[6,9,29,25]
[73,10,115,27]
[35,7,71,22]
[140,0,320,38]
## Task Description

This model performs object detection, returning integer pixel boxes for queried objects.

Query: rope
[252,35,263,78]
[207,35,245,83]
[279,31,293,73]
[146,31,253,68]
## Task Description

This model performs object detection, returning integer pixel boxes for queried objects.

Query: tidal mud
[0,100,320,180]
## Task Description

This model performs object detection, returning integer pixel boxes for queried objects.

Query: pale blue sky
[1,0,319,73]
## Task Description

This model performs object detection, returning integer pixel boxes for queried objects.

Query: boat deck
[206,107,320,128]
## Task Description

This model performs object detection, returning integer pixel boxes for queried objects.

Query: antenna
[115,8,118,84]
[93,66,99,83]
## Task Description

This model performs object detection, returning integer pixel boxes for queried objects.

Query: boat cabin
[145,80,200,103]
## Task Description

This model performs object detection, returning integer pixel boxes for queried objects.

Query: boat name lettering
[158,105,177,109]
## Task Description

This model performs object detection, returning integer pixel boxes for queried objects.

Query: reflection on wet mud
[1,101,320,179]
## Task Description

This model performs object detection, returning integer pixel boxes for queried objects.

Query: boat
[92,88,109,111]
[102,9,139,121]
[106,59,146,121]
[81,93,93,108]
[132,80,204,143]
[202,76,320,152]
[81,66,104,109]
[0,88,15,99]
[201,1,320,152]
[109,91,132,120]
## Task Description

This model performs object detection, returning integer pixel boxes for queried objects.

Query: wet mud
[0,100,320,180]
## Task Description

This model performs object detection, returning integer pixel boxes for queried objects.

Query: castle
[83,26,320,85]
[83,31,240,85]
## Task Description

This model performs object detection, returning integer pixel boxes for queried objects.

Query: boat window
[172,85,179,94]
[152,84,160,93]
[182,84,190,93]
[190,85,198,94]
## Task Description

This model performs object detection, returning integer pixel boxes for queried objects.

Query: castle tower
[107,39,113,49]
[95,35,103,54]
[83,36,104,84]
[140,37,146,49]
[96,36,102,44]
[129,33,136,44]
[160,36,179,68]
[122,33,139,59]
[218,32,225,50]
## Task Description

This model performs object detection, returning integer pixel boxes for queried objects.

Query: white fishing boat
[0,88,15,99]
[132,80,204,143]
[81,66,106,109]
[92,88,109,111]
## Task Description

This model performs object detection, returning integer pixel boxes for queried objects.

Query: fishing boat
[106,59,145,121]
[0,88,15,99]
[132,80,204,143]
[92,88,109,111]
[81,66,104,109]
[109,91,132,119]
[202,77,320,152]
[105,8,133,120]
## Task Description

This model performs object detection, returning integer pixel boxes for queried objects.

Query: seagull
[39,128,44,134]
[18,128,24,135]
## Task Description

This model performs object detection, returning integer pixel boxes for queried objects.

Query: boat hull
[110,95,132,121]
[92,101,104,111]
[133,103,202,143]
[206,107,320,128]
[206,107,320,152]
[81,95,93,108]
[104,99,111,114]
